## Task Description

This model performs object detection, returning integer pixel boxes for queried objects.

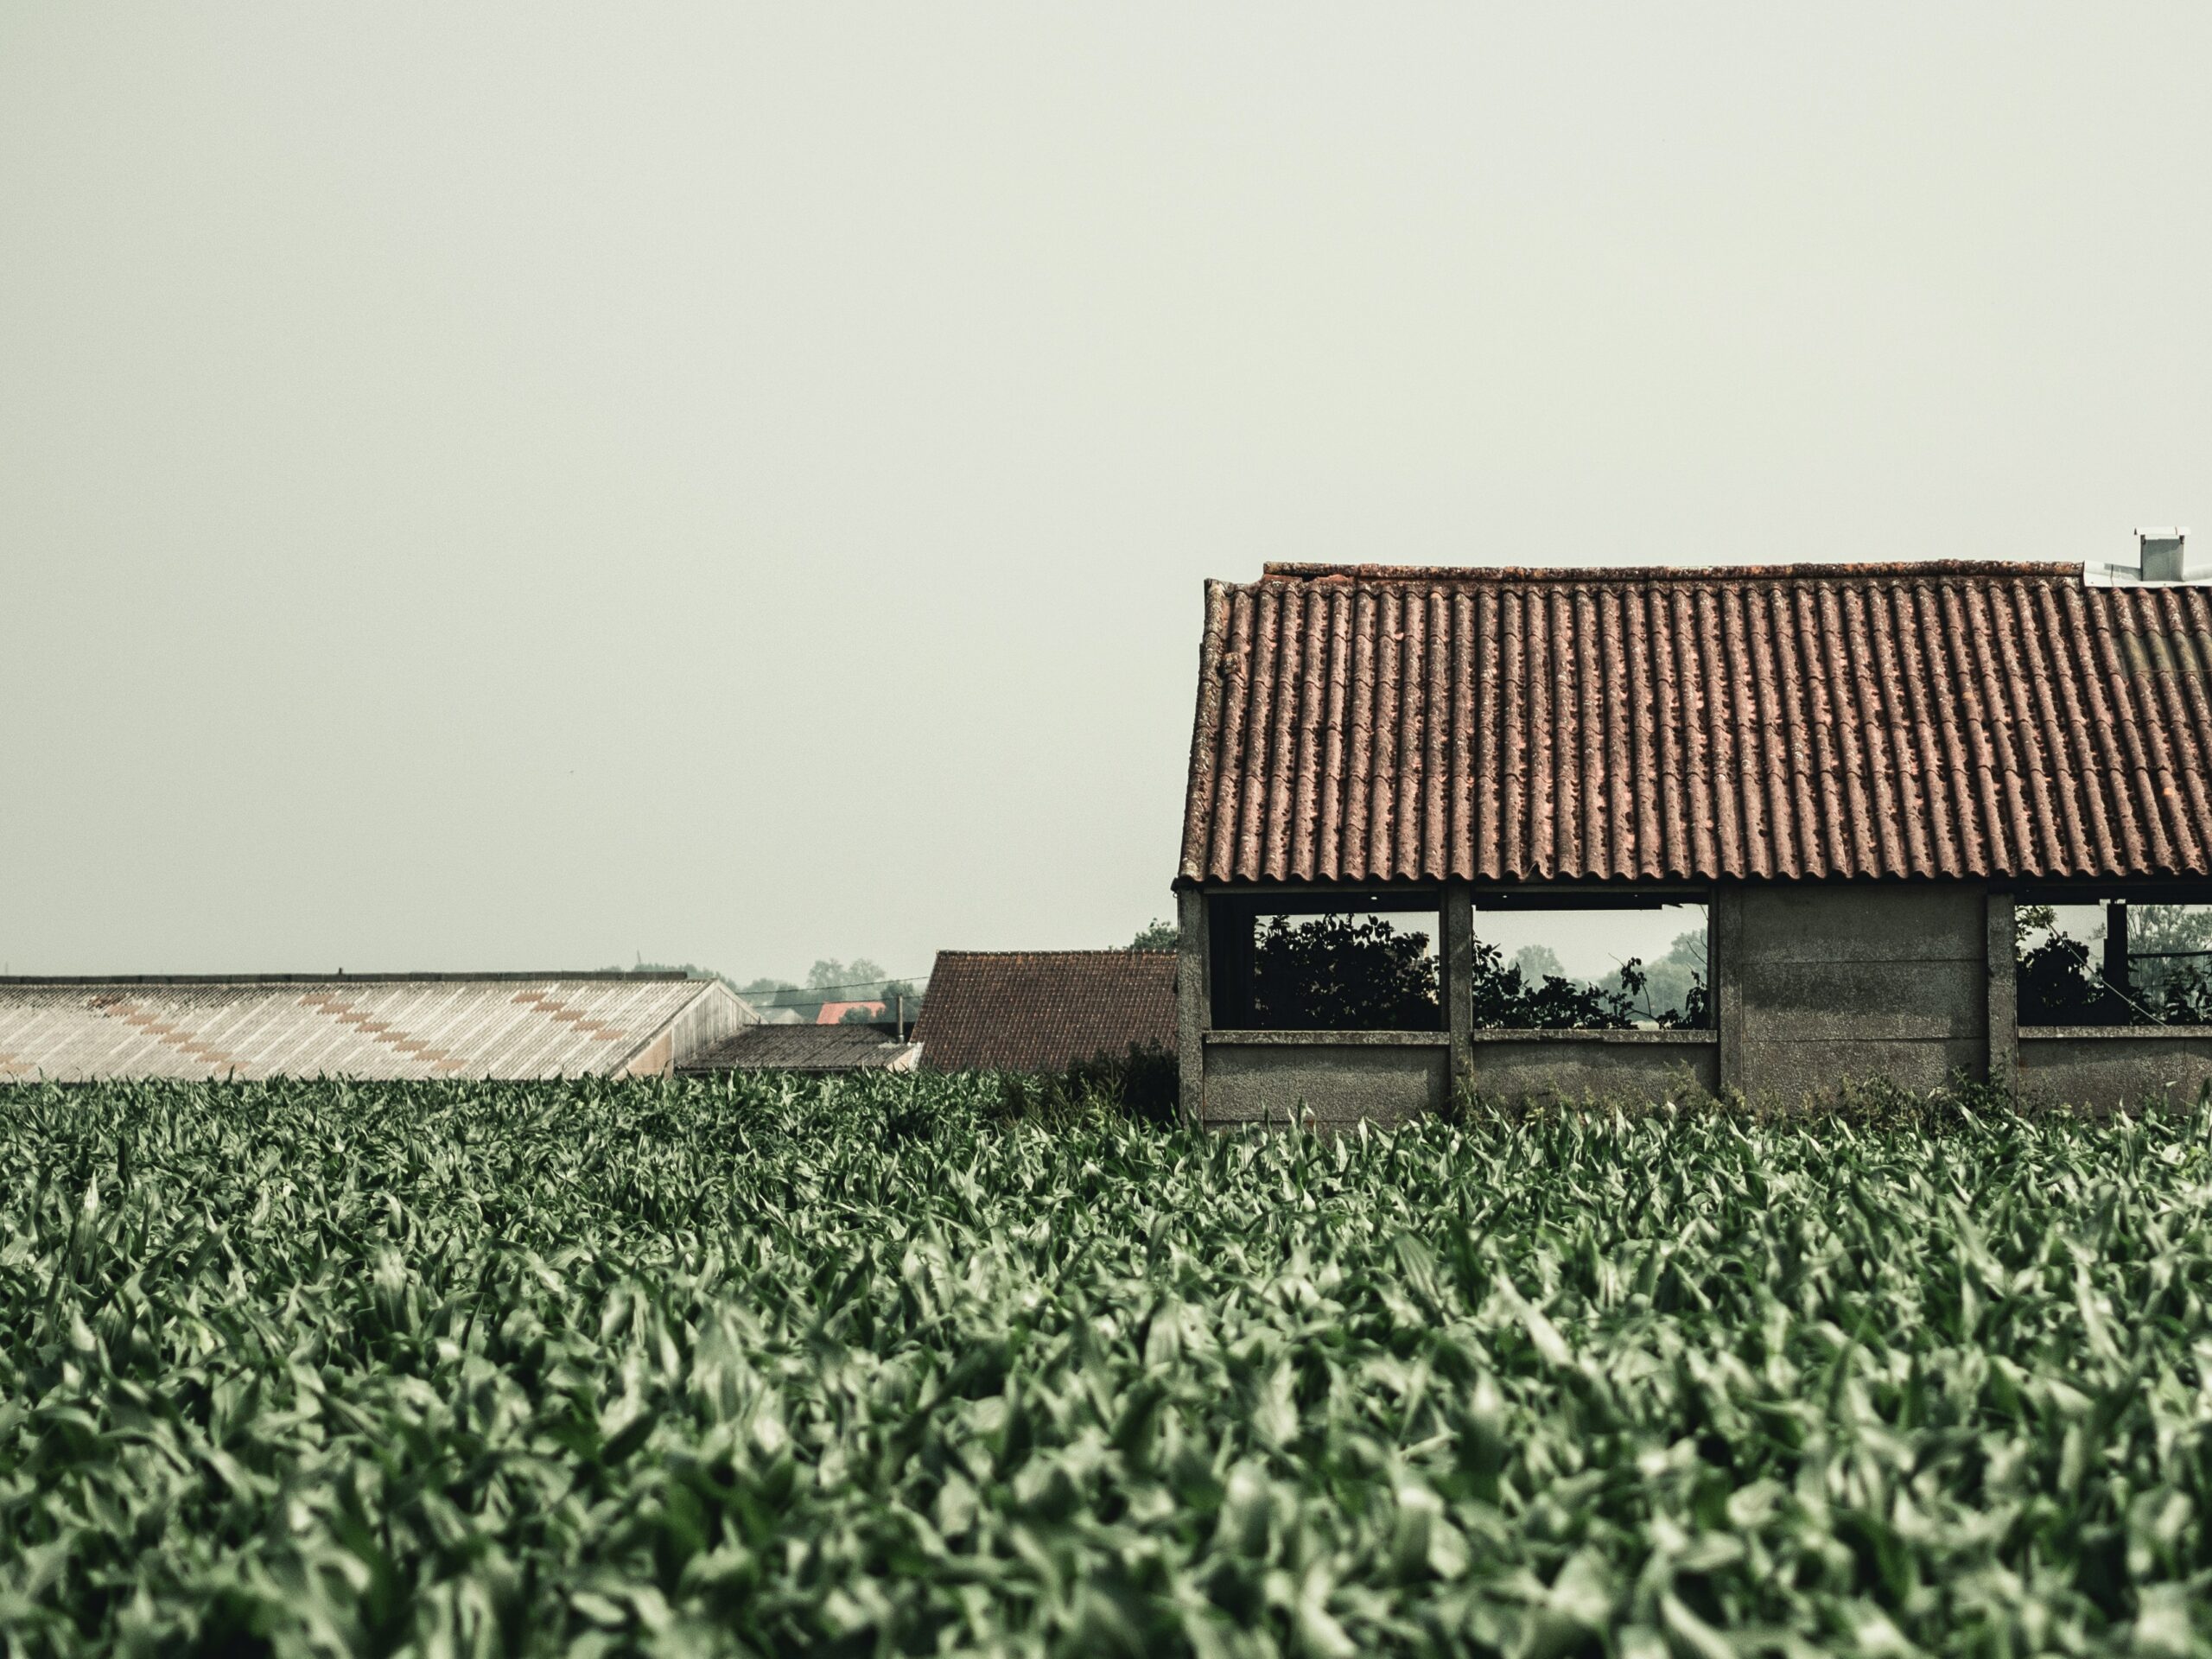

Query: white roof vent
[2084,526,2203,587]
[2139,527,2193,582]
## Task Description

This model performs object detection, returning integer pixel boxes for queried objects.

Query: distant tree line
[737,961,923,1027]
[615,959,921,1026]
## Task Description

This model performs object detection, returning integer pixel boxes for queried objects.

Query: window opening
[1211,894,1442,1032]
[1470,896,1709,1029]
[2018,898,2212,1027]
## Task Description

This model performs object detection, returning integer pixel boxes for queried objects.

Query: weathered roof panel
[0,976,735,1083]
[1179,561,2212,886]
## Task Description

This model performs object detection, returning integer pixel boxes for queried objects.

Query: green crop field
[5,1076,2212,1657]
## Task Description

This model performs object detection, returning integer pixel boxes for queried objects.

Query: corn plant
[5,1074,2212,1656]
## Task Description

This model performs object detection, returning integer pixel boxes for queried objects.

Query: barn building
[1174,545,2212,1124]
[680,1023,921,1075]
[912,950,1176,1072]
[0,972,754,1082]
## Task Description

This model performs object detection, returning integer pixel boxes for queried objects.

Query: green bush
[993,1043,1179,1128]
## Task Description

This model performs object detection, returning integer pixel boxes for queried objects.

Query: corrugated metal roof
[912,951,1176,1072]
[0,976,735,1082]
[1179,561,2212,886]
[680,1024,921,1073]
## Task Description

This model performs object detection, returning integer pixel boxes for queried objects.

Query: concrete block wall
[1202,1037,1447,1128]
[2018,1033,2212,1113]
[1732,883,1991,1103]
[1467,1032,1718,1104]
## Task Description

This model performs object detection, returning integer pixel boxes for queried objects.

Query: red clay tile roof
[1179,561,2212,885]
[813,1001,886,1026]
[912,951,1177,1072]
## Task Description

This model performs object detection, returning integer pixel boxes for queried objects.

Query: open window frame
[1467,887,1714,1033]
[1202,884,1715,1038]
[2016,881,2212,1031]
[1207,888,1446,1034]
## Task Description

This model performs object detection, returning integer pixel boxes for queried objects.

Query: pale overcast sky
[3,6,2207,983]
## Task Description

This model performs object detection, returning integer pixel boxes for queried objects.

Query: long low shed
[1174,556,2212,1122]
[679,1023,922,1074]
[0,973,756,1082]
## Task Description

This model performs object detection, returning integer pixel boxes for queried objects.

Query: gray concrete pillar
[1714,882,1745,1099]
[1175,887,1210,1128]
[1986,890,2017,1100]
[1445,882,1473,1105]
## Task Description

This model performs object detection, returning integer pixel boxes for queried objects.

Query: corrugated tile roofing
[0,975,732,1083]
[1179,560,2212,886]
[912,951,1177,1072]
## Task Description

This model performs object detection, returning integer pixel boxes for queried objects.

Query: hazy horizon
[5,6,2208,982]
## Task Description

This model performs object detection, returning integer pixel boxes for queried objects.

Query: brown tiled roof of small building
[912,951,1177,1072]
[1179,561,2212,886]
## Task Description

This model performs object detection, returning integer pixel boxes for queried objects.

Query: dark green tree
[1129,918,1180,951]
[1251,914,1442,1030]
[1248,914,1706,1032]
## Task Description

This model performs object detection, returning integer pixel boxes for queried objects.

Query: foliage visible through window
[1240,904,1710,1032]
[1469,937,1707,1030]
[2018,902,2212,1027]
[1251,913,1441,1030]
[1473,906,1708,1031]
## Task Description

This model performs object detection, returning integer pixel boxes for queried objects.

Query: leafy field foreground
[6,1079,2212,1657]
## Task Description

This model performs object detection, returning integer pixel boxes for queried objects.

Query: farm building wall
[629,982,758,1076]
[1732,883,1991,1103]
[1200,1034,1448,1129]
[1184,880,2212,1122]
[1177,880,2075,1122]
[1465,1031,1719,1104]
[2017,1032,2212,1112]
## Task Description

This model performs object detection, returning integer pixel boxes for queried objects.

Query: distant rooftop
[912,951,1176,1072]
[0,974,749,1083]
[0,970,692,986]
